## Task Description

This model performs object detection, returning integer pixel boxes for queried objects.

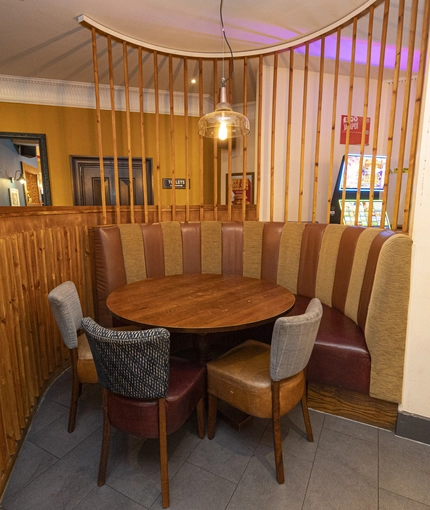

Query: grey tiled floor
[2,368,430,510]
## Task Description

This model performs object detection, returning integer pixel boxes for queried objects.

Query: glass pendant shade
[198,85,250,139]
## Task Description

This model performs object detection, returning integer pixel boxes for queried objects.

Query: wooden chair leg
[98,389,111,486]
[158,397,170,509]
[271,380,285,484]
[301,379,314,442]
[196,397,205,439]
[207,393,218,440]
[68,352,80,433]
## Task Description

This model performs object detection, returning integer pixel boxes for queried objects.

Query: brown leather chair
[48,281,99,433]
[82,317,206,509]
[207,298,322,484]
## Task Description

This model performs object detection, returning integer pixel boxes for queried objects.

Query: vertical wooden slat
[370,0,390,228]
[285,50,294,222]
[356,8,374,226]
[227,59,233,221]
[108,36,121,225]
[340,19,358,224]
[392,0,418,230]
[298,43,309,222]
[168,55,177,220]
[123,42,135,223]
[154,51,162,222]
[183,57,190,222]
[138,47,149,223]
[270,52,278,222]
[91,27,107,224]
[381,0,405,228]
[326,28,341,224]
[312,38,325,223]
[242,56,248,220]
[213,59,219,220]
[403,0,430,233]
[198,58,204,220]
[257,54,263,220]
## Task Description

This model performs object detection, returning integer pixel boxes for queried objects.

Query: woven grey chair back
[81,317,171,399]
[270,298,323,381]
[48,281,83,350]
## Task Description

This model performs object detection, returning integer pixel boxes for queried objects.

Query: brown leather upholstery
[76,333,98,384]
[107,357,206,437]
[297,223,327,298]
[289,295,371,394]
[332,226,363,313]
[261,222,284,283]
[207,341,304,418]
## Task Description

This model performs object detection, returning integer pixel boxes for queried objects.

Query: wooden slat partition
[82,0,427,232]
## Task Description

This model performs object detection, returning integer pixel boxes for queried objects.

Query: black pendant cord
[220,0,234,86]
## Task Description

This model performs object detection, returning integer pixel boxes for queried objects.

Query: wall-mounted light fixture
[10,169,26,183]
[198,0,250,141]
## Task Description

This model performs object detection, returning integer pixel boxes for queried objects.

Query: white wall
[401,36,430,418]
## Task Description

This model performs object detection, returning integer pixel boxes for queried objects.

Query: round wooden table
[107,273,295,362]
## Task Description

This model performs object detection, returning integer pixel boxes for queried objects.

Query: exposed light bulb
[218,121,228,141]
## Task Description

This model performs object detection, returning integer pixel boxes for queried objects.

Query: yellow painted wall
[0,102,214,206]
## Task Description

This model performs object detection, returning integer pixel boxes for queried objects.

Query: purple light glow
[296,36,420,72]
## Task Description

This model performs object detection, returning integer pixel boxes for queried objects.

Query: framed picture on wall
[226,173,254,205]
[9,188,20,206]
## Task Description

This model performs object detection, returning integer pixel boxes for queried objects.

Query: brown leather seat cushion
[207,340,304,418]
[106,357,206,438]
[288,295,371,394]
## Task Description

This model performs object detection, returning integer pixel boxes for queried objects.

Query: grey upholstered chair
[82,317,206,509]
[48,281,98,433]
[207,297,323,484]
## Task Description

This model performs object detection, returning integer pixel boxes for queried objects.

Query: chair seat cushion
[76,333,98,383]
[288,295,371,394]
[207,340,304,418]
[107,357,206,437]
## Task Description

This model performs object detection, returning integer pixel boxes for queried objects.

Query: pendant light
[198,0,250,140]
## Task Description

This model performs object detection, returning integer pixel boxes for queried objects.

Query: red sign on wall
[340,115,370,145]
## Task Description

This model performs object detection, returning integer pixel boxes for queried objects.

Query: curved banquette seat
[91,221,412,411]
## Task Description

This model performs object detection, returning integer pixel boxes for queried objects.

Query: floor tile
[105,422,201,508]
[379,488,430,509]
[26,398,68,439]
[303,427,378,510]
[227,444,312,510]
[260,403,325,463]
[187,419,256,483]
[1,442,58,505]
[27,386,103,458]
[73,484,147,509]
[2,426,139,510]
[323,413,379,444]
[150,461,236,510]
[379,429,430,506]
[42,368,93,408]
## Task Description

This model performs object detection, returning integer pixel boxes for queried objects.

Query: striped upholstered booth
[91,221,412,420]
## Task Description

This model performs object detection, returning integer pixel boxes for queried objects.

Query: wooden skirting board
[308,383,398,431]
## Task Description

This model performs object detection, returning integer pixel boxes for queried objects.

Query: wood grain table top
[107,273,295,334]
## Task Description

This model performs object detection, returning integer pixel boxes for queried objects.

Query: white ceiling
[0,0,375,84]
